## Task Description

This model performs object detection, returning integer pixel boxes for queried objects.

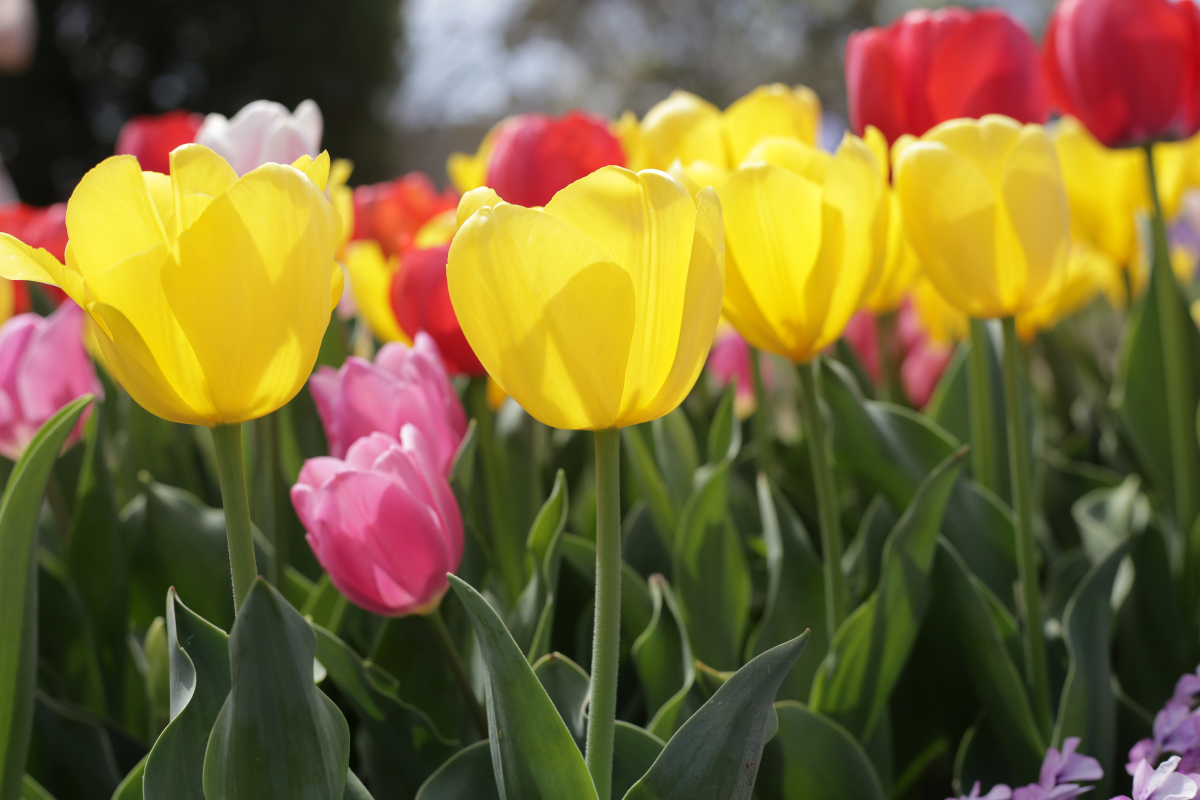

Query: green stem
[586,428,622,800]
[1144,144,1200,537]
[257,414,287,587]
[211,423,258,613]
[750,347,776,478]
[797,360,847,633]
[876,310,903,405]
[967,318,1001,495]
[1000,317,1052,739]
[424,606,489,738]
[466,379,523,606]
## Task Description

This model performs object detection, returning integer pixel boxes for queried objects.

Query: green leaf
[302,573,350,634]
[37,548,106,714]
[611,723,663,800]
[415,741,500,800]
[202,579,350,800]
[312,623,457,796]
[143,589,230,800]
[111,755,147,800]
[449,419,479,510]
[0,395,92,800]
[706,383,741,466]
[621,632,809,800]
[745,476,827,703]
[342,771,375,800]
[27,693,121,798]
[756,701,887,800]
[653,410,699,511]
[672,459,750,671]
[532,653,589,750]
[821,359,1018,605]
[932,539,1043,777]
[622,427,678,550]
[631,575,697,740]
[508,471,568,658]
[1114,258,1200,528]
[447,574,598,800]
[20,775,54,800]
[1054,541,1128,799]
[559,535,655,656]
[810,449,964,739]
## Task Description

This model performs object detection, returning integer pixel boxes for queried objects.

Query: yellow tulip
[446,117,507,194]
[860,126,920,315]
[621,84,821,172]
[719,134,887,364]
[447,165,724,430]
[1015,239,1115,341]
[343,240,408,345]
[895,115,1070,320]
[0,144,343,426]
[911,278,968,345]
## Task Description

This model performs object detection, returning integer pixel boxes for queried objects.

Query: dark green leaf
[111,755,147,800]
[631,575,697,740]
[27,692,121,799]
[1054,541,1128,799]
[622,427,678,550]
[653,410,699,511]
[756,701,887,800]
[559,534,655,657]
[621,632,809,800]
[312,623,457,796]
[37,548,106,714]
[342,771,374,800]
[0,395,92,800]
[508,471,568,658]
[810,449,964,739]
[532,652,589,750]
[611,722,663,800]
[202,579,350,800]
[745,476,826,703]
[449,419,478,511]
[706,383,741,466]
[20,775,54,800]
[447,575,597,800]
[673,459,750,671]
[414,741,500,800]
[143,589,230,800]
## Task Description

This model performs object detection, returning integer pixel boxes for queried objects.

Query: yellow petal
[742,137,830,182]
[344,240,408,344]
[0,233,85,305]
[291,150,331,192]
[448,202,636,430]
[170,144,239,238]
[865,191,921,314]
[164,162,341,423]
[722,83,821,166]
[639,90,727,171]
[415,209,458,247]
[543,166,697,417]
[667,159,730,198]
[457,186,504,228]
[615,110,649,172]
[66,155,170,281]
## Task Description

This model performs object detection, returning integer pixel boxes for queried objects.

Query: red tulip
[0,203,68,312]
[845,8,1049,144]
[485,111,626,207]
[1044,0,1200,148]
[352,172,458,259]
[389,244,484,376]
[114,110,204,174]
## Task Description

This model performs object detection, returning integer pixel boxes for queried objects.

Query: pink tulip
[195,99,322,175]
[841,301,954,409]
[308,332,466,475]
[707,326,770,417]
[0,302,104,460]
[290,427,464,617]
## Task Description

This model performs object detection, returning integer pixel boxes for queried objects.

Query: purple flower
[948,782,1012,800]
[1127,701,1200,776]
[1175,668,1200,706]
[1013,738,1104,800]
[1112,757,1198,800]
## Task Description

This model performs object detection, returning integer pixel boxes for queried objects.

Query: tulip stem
[750,347,776,478]
[257,414,287,587]
[876,309,903,405]
[967,318,1001,495]
[424,606,489,738]
[1144,144,1200,538]
[587,427,621,800]
[797,360,847,633]
[1000,316,1052,739]
[211,423,258,614]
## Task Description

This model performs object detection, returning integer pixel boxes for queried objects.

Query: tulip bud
[308,332,467,474]
[115,111,204,175]
[0,302,104,460]
[706,325,763,419]
[391,243,486,376]
[351,172,458,259]
[846,8,1048,144]
[1044,0,1200,148]
[290,427,464,617]
[196,99,323,176]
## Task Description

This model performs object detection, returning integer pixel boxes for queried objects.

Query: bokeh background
[0,0,1057,204]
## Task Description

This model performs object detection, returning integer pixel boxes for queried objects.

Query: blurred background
[0,0,1057,204]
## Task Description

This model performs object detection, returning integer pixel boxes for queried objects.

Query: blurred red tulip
[1044,0,1200,147]
[845,8,1048,143]
[486,111,626,207]
[0,202,68,312]
[115,110,204,174]
[352,172,458,259]
[389,243,484,376]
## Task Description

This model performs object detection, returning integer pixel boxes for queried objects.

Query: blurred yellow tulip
[911,278,968,345]
[719,134,887,364]
[343,240,408,345]
[1015,239,1115,340]
[620,84,821,172]
[860,126,920,314]
[0,144,342,426]
[447,165,724,430]
[895,115,1070,319]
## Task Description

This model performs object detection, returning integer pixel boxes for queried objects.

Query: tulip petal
[170,144,239,238]
[344,240,408,343]
[291,150,331,193]
[544,166,696,417]
[640,90,727,170]
[0,233,85,305]
[1001,126,1071,310]
[165,163,340,423]
[448,203,636,430]
[456,186,503,228]
[722,83,821,165]
[629,186,725,425]
[66,155,169,281]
